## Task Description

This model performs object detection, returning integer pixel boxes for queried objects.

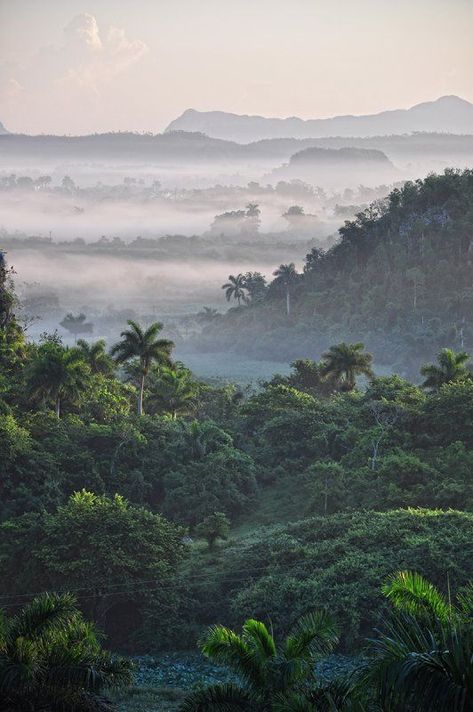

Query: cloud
[0,14,148,132]
[64,13,103,50]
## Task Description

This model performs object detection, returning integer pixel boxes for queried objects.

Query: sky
[0,0,472,135]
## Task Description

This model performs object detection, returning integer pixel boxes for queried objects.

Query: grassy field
[175,350,291,385]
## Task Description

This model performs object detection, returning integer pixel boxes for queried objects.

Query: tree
[181,611,339,711]
[368,400,402,470]
[60,312,94,343]
[0,250,15,328]
[61,175,76,192]
[242,271,267,302]
[421,348,471,391]
[196,512,230,549]
[321,342,374,391]
[111,320,174,415]
[0,491,185,633]
[364,571,473,712]
[222,274,248,306]
[149,364,199,418]
[27,341,90,417]
[306,461,347,515]
[406,266,425,310]
[272,263,298,316]
[243,202,261,233]
[0,592,131,711]
[76,338,115,376]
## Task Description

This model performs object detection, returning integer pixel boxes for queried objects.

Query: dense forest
[199,169,473,378]
[1,177,473,712]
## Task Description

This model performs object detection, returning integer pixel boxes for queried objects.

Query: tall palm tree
[76,338,114,376]
[27,342,90,417]
[0,592,131,711]
[273,263,298,316]
[150,364,199,419]
[222,274,248,306]
[420,348,471,391]
[321,342,373,391]
[111,320,174,416]
[181,611,339,711]
[363,571,473,712]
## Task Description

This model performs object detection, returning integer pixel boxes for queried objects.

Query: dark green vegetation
[2,169,473,710]
[200,169,473,377]
[184,571,473,711]
[0,592,132,711]
[181,611,339,711]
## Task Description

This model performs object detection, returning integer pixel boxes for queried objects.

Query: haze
[1,0,472,135]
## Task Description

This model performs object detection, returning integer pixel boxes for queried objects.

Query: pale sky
[0,0,472,135]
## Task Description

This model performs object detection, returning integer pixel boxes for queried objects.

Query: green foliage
[421,347,471,391]
[321,342,374,391]
[163,441,257,526]
[0,592,132,711]
[363,572,473,711]
[111,320,174,415]
[179,509,473,650]
[196,512,230,549]
[0,491,185,643]
[181,611,338,711]
[26,341,91,417]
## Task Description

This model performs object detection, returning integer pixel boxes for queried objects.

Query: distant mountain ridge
[165,96,473,142]
[0,121,9,135]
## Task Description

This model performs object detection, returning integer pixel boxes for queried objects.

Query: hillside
[2,130,473,169]
[289,146,391,165]
[197,169,473,377]
[165,95,473,142]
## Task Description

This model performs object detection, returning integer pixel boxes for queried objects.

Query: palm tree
[222,274,248,306]
[363,571,473,712]
[111,320,174,416]
[273,263,298,316]
[321,342,373,391]
[27,342,90,417]
[150,364,199,418]
[0,592,131,711]
[76,338,114,376]
[181,611,339,711]
[420,348,471,391]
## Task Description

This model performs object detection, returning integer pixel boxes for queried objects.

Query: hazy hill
[289,146,391,165]
[198,169,473,376]
[165,95,473,142]
[0,120,9,135]
[2,130,473,172]
[271,146,396,187]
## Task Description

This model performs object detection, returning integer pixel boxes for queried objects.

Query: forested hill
[199,169,473,376]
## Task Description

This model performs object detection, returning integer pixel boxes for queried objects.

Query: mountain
[0,120,9,135]
[165,96,473,143]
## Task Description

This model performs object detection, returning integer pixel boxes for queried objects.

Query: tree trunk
[55,396,61,418]
[138,374,145,416]
[286,289,291,317]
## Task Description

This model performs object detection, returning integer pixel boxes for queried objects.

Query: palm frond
[284,610,339,660]
[382,571,452,622]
